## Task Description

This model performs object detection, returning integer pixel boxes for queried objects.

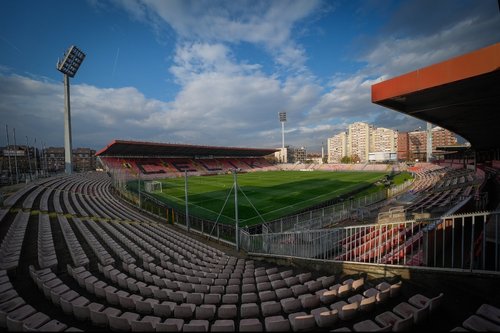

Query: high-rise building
[327,132,347,163]
[408,127,458,161]
[371,127,397,153]
[45,147,96,172]
[74,148,96,172]
[397,132,410,161]
[348,122,372,163]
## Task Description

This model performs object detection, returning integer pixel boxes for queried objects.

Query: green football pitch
[139,170,387,226]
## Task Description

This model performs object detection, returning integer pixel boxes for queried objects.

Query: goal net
[145,180,162,193]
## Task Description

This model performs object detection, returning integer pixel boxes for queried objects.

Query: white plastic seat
[311,307,338,328]
[289,311,316,331]
[331,300,358,321]
[318,289,337,305]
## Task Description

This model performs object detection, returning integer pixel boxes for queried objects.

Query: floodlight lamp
[57,45,86,78]
[279,112,287,122]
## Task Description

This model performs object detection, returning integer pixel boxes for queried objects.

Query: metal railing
[244,211,500,273]
[109,170,500,274]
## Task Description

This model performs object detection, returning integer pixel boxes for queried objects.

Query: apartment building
[327,132,347,163]
[408,126,458,161]
[348,122,372,163]
[371,127,398,153]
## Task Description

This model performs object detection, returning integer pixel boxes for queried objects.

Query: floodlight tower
[279,112,287,163]
[56,45,86,174]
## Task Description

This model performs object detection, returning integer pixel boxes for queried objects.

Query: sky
[0,0,499,153]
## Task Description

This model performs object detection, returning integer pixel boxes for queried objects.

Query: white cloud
[112,0,322,68]
[363,14,500,77]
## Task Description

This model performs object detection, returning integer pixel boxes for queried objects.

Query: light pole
[185,170,190,232]
[56,45,86,174]
[279,112,287,163]
[233,169,239,251]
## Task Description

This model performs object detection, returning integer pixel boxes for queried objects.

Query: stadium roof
[96,140,278,158]
[372,42,500,151]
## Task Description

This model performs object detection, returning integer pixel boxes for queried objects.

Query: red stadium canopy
[372,43,500,151]
[96,140,278,158]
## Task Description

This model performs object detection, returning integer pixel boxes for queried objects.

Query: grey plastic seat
[217,304,237,319]
[211,319,235,332]
[476,304,500,325]
[183,319,209,332]
[261,301,282,317]
[108,311,140,332]
[195,304,216,320]
[5,305,37,331]
[174,303,195,320]
[20,312,50,331]
[353,319,390,332]
[375,311,413,332]
[408,293,444,313]
[463,314,500,331]
[90,306,121,327]
[393,301,429,325]
[280,297,302,314]
[130,315,161,331]
[240,303,260,318]
[239,318,263,332]
[265,315,290,332]
[153,301,175,317]
[156,318,184,332]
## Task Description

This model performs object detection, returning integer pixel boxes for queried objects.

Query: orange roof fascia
[372,42,500,102]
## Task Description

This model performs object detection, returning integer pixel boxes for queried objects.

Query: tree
[341,156,351,163]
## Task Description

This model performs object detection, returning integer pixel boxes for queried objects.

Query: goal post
[145,180,162,193]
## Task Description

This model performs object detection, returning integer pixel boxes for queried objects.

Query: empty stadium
[0,43,499,333]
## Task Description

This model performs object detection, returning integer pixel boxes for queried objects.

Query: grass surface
[134,170,388,226]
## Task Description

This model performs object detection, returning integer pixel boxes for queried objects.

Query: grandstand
[0,44,499,332]
[97,140,277,180]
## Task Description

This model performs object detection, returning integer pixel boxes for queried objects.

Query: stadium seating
[0,170,496,331]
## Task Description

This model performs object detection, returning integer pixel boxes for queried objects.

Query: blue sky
[1,0,499,152]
